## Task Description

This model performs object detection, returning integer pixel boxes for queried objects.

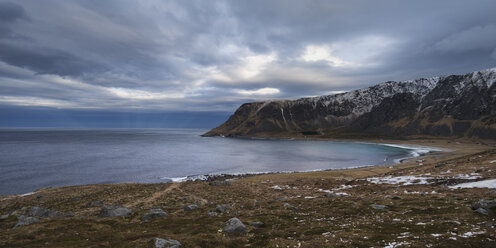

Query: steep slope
[203,68,496,139]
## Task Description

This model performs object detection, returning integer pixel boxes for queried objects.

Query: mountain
[203,68,496,139]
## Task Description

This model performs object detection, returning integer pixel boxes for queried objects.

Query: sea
[0,128,433,196]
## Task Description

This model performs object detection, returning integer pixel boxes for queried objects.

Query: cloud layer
[1,0,496,112]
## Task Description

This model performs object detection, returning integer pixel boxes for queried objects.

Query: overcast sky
[1,0,496,112]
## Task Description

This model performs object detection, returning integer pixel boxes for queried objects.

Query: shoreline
[4,137,487,198]
[2,137,496,247]
[7,138,448,197]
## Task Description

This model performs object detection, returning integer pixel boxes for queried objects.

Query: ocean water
[0,128,427,196]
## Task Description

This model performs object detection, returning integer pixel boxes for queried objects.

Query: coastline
[2,138,496,247]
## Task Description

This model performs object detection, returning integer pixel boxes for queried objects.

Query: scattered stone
[184,204,198,212]
[276,197,289,201]
[283,203,298,210]
[370,204,388,211]
[141,208,167,221]
[475,208,489,215]
[28,206,62,218]
[471,199,496,214]
[98,205,132,217]
[149,237,181,248]
[207,211,218,217]
[1,213,10,220]
[233,211,240,215]
[13,215,39,229]
[87,200,104,207]
[63,211,76,217]
[249,221,264,227]
[29,206,47,217]
[325,192,337,197]
[215,204,232,213]
[222,217,247,234]
[10,210,22,217]
[385,195,402,200]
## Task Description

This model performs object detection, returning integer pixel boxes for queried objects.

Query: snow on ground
[367,176,432,185]
[459,231,486,238]
[367,173,481,186]
[449,178,496,189]
[383,241,411,248]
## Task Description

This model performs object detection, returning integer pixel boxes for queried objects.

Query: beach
[1,139,496,247]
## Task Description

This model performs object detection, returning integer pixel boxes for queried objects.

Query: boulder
[28,206,62,218]
[87,200,104,207]
[141,209,167,221]
[98,205,132,217]
[325,192,337,197]
[222,217,247,234]
[149,237,181,248]
[207,211,218,217]
[215,204,232,213]
[472,199,496,214]
[13,215,39,229]
[63,211,76,217]
[184,204,198,212]
[475,208,489,215]
[28,206,47,217]
[283,203,298,210]
[370,204,388,211]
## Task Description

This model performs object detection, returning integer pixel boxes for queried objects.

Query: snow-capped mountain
[203,67,496,139]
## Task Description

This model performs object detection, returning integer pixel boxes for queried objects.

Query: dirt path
[128,183,181,208]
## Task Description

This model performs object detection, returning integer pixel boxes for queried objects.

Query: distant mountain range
[203,67,496,139]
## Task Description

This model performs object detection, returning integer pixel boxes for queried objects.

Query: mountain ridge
[203,67,496,139]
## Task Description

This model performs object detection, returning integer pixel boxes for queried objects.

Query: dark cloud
[0,2,25,22]
[0,0,495,113]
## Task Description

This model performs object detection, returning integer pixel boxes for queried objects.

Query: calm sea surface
[0,128,418,195]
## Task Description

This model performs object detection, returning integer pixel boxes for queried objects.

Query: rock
[29,206,47,217]
[87,200,104,207]
[141,208,167,221]
[184,204,198,212]
[249,221,264,227]
[207,211,218,217]
[28,206,62,218]
[385,195,402,200]
[370,204,388,211]
[13,215,39,229]
[10,210,22,217]
[215,204,232,213]
[325,192,337,197]
[98,205,132,217]
[283,203,298,210]
[276,197,289,201]
[472,199,496,213]
[63,211,76,217]
[149,237,181,248]
[222,217,247,234]
[475,208,489,215]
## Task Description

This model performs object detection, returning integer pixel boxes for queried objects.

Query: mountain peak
[204,67,496,139]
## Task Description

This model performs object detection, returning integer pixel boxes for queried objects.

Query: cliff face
[203,68,496,139]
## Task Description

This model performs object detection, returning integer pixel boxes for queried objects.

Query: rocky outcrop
[203,68,496,139]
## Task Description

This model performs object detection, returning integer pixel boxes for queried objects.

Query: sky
[1,0,496,127]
